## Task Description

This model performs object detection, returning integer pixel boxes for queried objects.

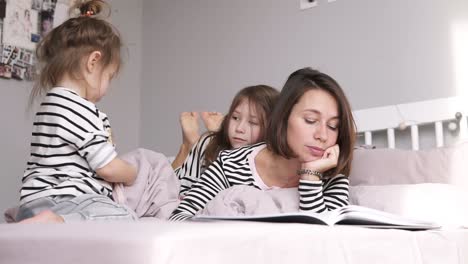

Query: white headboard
[353,96,468,150]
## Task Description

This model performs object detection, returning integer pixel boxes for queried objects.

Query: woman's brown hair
[265,67,356,176]
[30,0,121,105]
[204,85,279,164]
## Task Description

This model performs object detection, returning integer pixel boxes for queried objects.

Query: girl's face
[228,98,262,149]
[286,89,340,163]
[86,63,118,102]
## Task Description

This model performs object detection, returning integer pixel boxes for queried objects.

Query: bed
[1,96,468,264]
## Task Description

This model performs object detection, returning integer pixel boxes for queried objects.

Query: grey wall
[0,83,33,222]
[141,0,468,155]
[0,0,143,221]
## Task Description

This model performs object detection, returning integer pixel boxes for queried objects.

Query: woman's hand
[300,145,339,176]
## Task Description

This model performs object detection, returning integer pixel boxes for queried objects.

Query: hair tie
[82,10,94,17]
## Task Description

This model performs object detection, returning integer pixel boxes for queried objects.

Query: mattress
[1,221,467,264]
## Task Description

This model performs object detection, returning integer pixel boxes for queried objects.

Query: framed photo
[12,64,26,80]
[0,64,12,79]
[3,0,39,50]
[32,0,42,11]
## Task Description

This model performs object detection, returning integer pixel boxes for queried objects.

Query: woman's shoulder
[219,142,266,159]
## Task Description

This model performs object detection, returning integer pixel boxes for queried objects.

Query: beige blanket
[4,148,180,222]
[114,148,180,220]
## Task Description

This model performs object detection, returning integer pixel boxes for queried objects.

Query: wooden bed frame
[353,96,468,150]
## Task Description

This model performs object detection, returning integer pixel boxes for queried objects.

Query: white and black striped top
[20,87,117,205]
[174,133,213,196]
[169,143,349,221]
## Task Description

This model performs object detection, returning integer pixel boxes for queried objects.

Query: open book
[194,205,440,230]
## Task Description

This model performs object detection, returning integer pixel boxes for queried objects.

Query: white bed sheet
[1,221,467,264]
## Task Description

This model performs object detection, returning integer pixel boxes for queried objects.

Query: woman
[170,67,356,220]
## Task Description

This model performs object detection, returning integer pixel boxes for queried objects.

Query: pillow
[350,184,468,227]
[349,141,468,187]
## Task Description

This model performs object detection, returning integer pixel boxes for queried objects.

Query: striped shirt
[169,143,349,221]
[20,87,117,205]
[175,133,213,196]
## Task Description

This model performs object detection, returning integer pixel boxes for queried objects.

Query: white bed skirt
[1,221,467,264]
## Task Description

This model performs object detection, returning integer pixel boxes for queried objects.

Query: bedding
[3,185,468,264]
[200,185,299,216]
[349,184,468,228]
[349,141,468,186]
[3,153,468,264]
[1,220,468,264]
[201,184,468,228]
[4,148,180,222]
[6,147,468,226]
[114,148,180,219]
[3,95,468,264]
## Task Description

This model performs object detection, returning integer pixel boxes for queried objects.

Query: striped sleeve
[37,90,116,171]
[298,175,349,213]
[169,156,231,221]
[77,131,116,170]
[175,134,212,196]
[76,112,116,171]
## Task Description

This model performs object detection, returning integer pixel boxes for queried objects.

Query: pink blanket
[200,185,300,216]
[114,148,180,220]
[5,148,299,221]
[4,148,180,222]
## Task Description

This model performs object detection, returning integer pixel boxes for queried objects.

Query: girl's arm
[95,157,137,186]
[169,157,230,221]
[171,144,191,169]
[298,175,349,213]
[174,134,212,196]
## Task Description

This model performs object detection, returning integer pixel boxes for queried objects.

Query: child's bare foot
[201,112,224,132]
[180,112,200,148]
[19,210,64,223]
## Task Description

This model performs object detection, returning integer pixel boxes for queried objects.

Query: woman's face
[227,98,262,149]
[286,89,340,163]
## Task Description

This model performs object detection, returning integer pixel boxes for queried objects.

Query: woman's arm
[298,175,349,213]
[169,157,230,221]
[297,144,348,212]
[174,134,212,196]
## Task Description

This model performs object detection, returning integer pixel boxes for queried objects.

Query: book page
[332,205,440,229]
[194,205,440,230]
[194,211,333,225]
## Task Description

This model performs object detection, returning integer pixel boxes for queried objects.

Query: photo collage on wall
[0,0,70,81]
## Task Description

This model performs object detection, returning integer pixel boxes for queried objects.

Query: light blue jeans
[16,194,137,222]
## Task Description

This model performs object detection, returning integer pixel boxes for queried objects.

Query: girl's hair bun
[70,0,111,19]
